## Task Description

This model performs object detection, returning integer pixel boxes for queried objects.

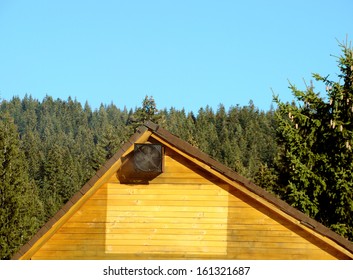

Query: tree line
[1,42,352,259]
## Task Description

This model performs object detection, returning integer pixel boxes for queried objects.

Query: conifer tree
[194,106,218,157]
[0,114,43,259]
[128,95,162,129]
[274,41,353,239]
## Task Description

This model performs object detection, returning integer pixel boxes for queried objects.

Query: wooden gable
[12,122,353,260]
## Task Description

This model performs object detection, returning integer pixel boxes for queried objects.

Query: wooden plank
[56,227,209,236]
[56,227,107,234]
[51,233,228,241]
[92,188,227,197]
[74,210,229,218]
[49,233,312,244]
[42,239,329,252]
[63,222,229,230]
[103,185,233,194]
[84,199,231,207]
[38,244,227,254]
[61,220,286,230]
[43,239,228,248]
[226,250,336,260]
[105,183,231,191]
[66,213,278,224]
[102,209,266,218]
[31,249,229,259]
[76,210,225,219]
[66,215,229,224]
[157,172,207,178]
[91,195,228,203]
[56,226,294,236]
[31,252,336,260]
[56,222,309,235]
[83,202,257,213]
[83,205,230,212]
[149,177,214,184]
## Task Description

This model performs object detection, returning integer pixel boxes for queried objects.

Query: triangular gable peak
[12,121,353,260]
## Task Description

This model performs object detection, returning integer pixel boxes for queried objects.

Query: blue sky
[0,0,352,113]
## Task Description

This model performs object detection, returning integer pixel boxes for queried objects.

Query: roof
[12,121,353,259]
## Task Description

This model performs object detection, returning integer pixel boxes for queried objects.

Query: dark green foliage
[128,95,163,130]
[0,114,43,259]
[274,41,353,239]
[162,102,278,183]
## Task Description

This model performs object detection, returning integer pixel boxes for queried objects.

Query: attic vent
[134,144,163,173]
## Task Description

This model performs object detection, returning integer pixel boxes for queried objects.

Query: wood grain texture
[30,147,346,260]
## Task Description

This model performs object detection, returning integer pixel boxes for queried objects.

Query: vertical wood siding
[31,148,342,259]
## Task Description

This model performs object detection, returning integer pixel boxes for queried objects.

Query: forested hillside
[1,42,353,259]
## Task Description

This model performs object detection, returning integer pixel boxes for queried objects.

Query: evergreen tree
[274,41,353,239]
[41,143,68,219]
[128,95,162,129]
[0,114,43,259]
[162,107,196,145]
[194,106,218,157]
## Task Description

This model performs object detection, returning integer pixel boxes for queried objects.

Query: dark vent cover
[134,144,163,173]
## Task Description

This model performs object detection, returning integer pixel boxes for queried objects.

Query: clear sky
[0,0,352,113]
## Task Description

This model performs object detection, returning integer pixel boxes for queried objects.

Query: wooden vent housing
[134,144,163,173]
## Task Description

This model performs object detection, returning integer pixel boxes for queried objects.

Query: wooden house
[12,121,353,260]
